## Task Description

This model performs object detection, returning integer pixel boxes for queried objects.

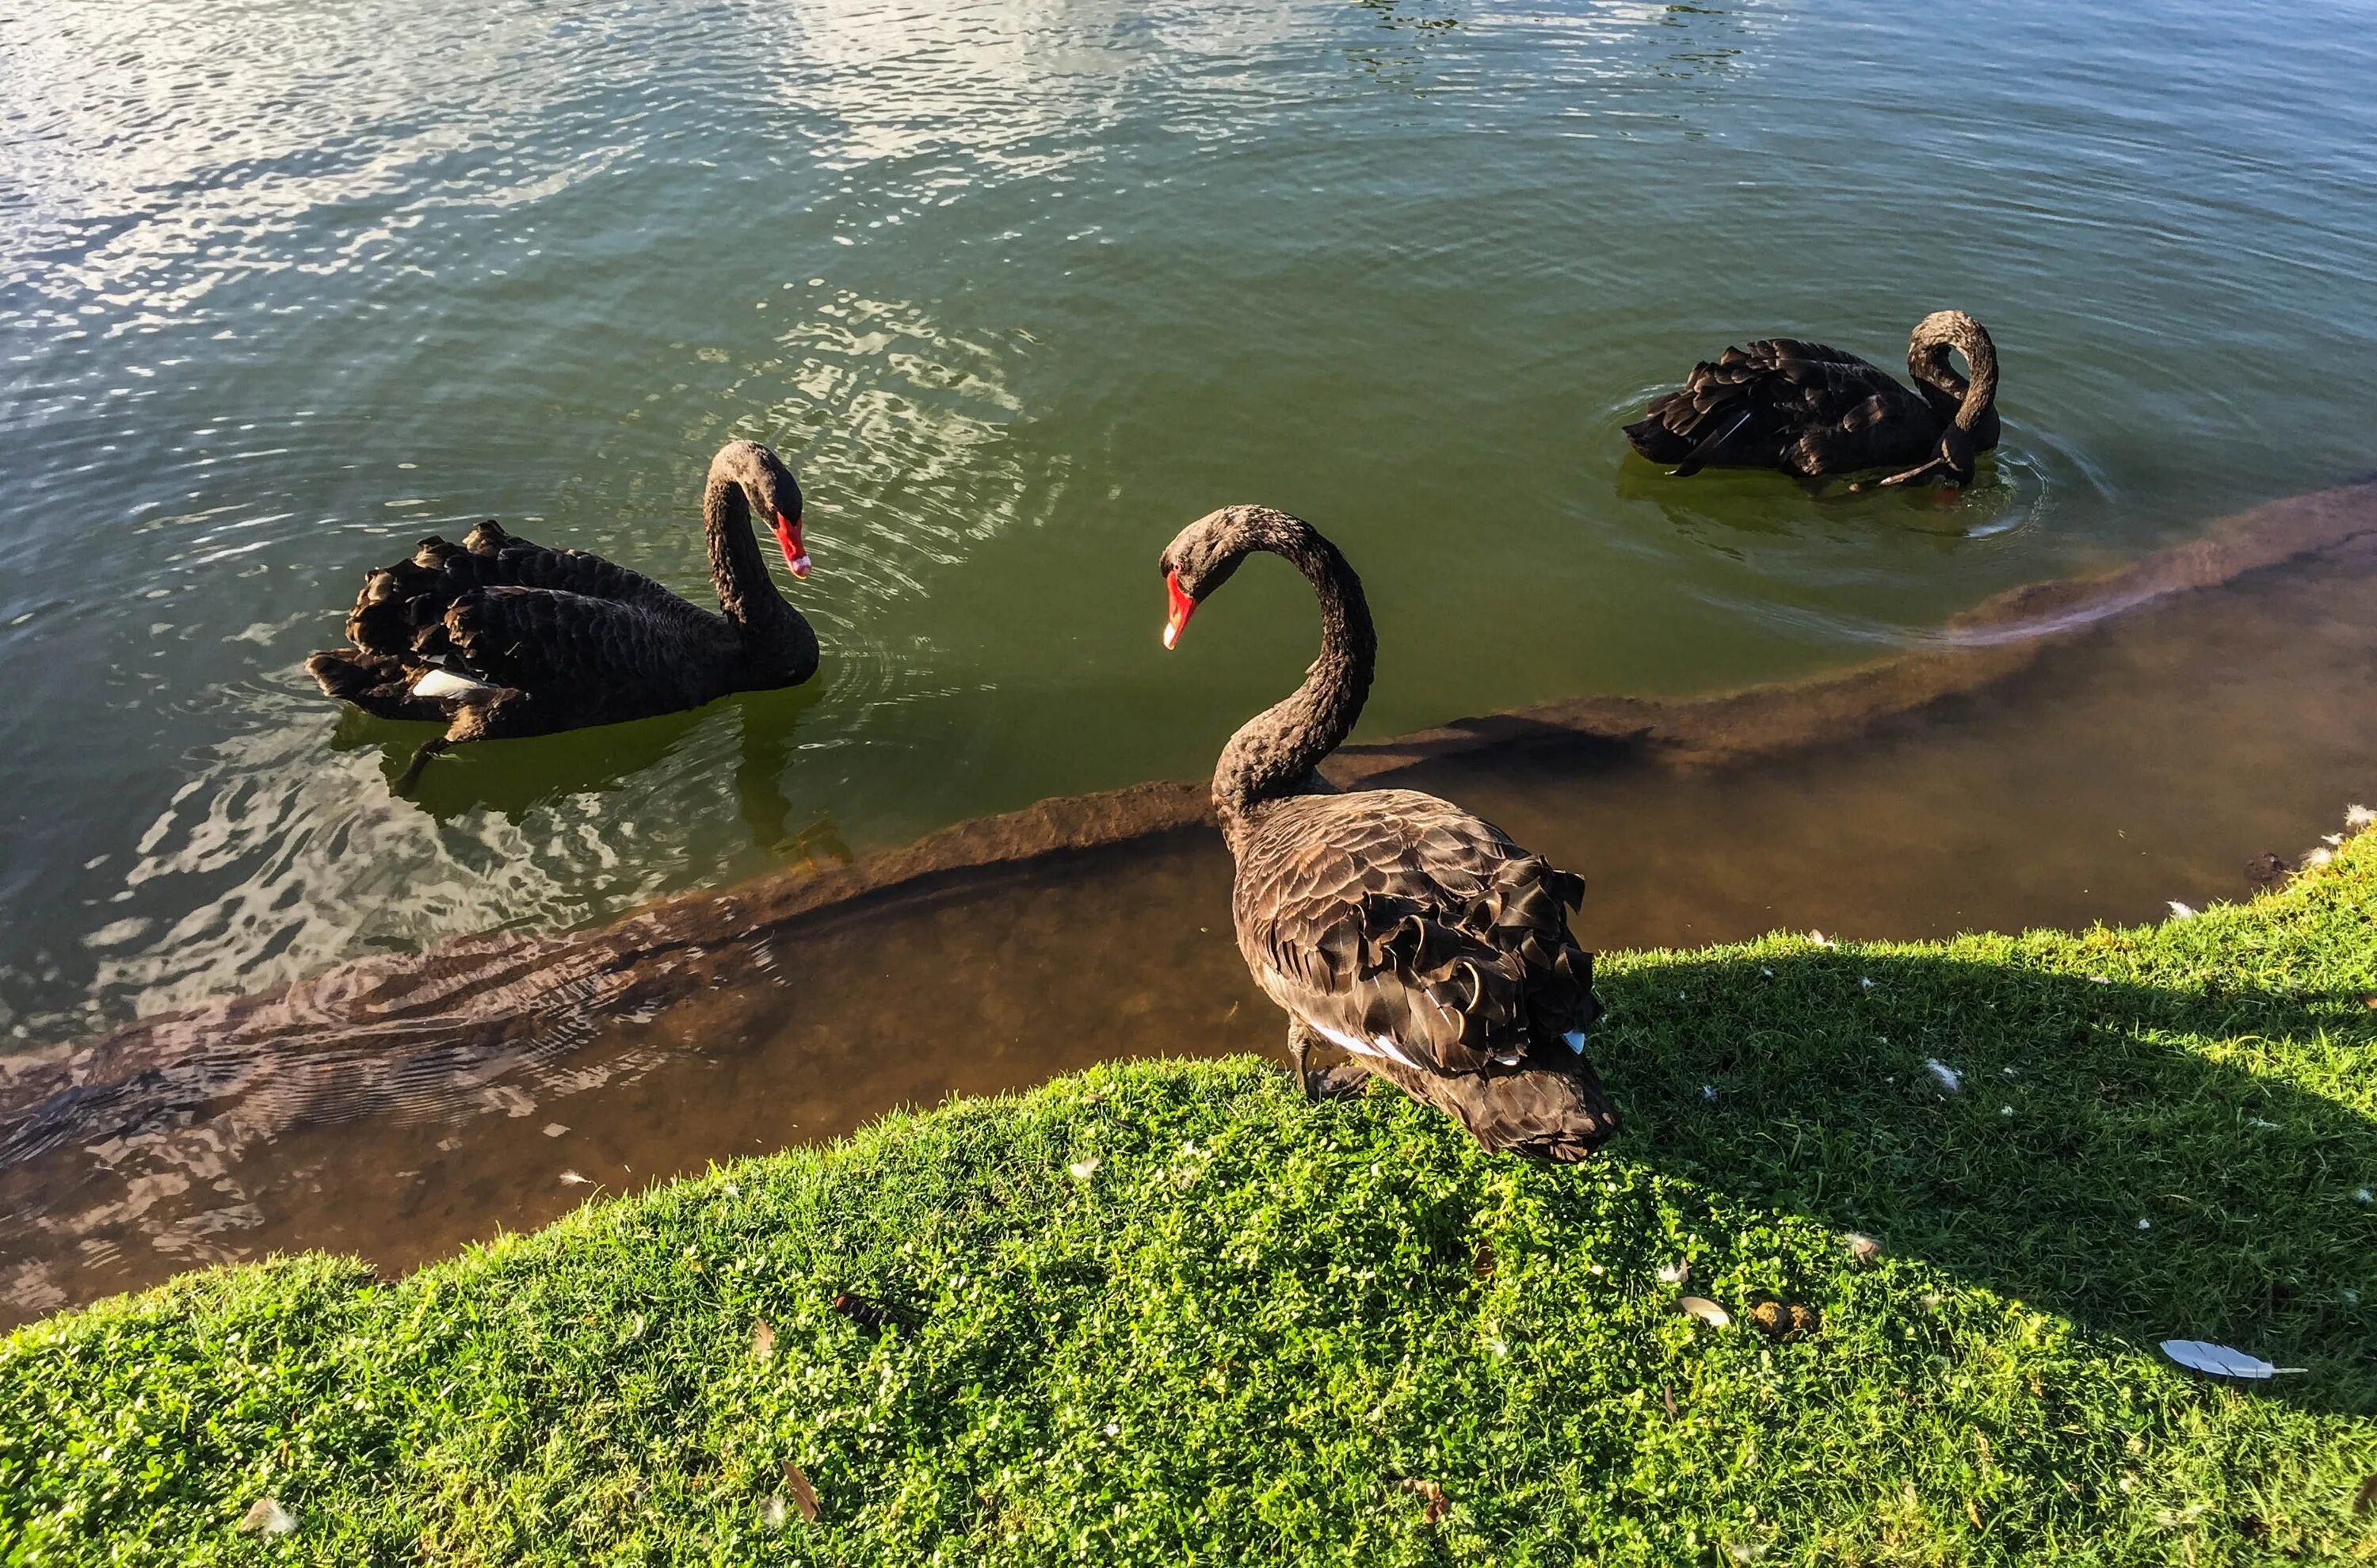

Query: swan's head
[1930,422,1978,486]
[1868,422,1978,491]
[1156,504,1298,649]
[715,439,811,579]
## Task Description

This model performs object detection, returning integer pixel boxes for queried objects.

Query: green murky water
[3,0,2373,1047]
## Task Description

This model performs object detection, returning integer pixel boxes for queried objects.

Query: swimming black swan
[1624,311,2001,486]
[1159,505,1617,1160]
[308,440,818,788]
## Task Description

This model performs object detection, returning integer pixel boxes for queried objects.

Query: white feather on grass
[2159,1340,2306,1379]
[237,1498,297,1536]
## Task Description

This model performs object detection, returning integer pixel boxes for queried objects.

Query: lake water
[3,0,2377,1307]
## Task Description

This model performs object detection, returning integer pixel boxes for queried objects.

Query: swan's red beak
[774,511,811,579]
[1162,570,1196,650]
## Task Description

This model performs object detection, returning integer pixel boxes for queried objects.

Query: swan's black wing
[1233,789,1600,1073]
[1624,338,1935,478]
[425,586,730,714]
[341,521,698,659]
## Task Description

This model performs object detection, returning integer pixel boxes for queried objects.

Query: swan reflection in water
[330,681,848,868]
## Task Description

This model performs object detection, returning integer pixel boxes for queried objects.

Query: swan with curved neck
[1162,505,1376,845]
[308,437,820,791]
[1161,505,1616,1160]
[1624,309,2002,487]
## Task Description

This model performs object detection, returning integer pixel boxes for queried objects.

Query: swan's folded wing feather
[437,586,706,698]
[345,525,702,656]
[453,523,699,617]
[1627,338,1905,464]
[1234,790,1597,1075]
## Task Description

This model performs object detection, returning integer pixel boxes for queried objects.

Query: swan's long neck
[1908,311,1999,433]
[703,467,815,677]
[1211,521,1375,849]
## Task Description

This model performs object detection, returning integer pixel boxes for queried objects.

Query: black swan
[308,439,818,788]
[1624,310,2001,486]
[1159,505,1617,1160]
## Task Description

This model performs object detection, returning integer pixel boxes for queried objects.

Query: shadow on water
[1587,949,2376,1416]
[326,684,830,852]
[1609,447,2031,547]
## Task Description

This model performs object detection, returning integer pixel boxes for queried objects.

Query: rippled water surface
[3,0,2375,1047]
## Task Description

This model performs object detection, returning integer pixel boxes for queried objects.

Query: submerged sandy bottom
[2,481,2373,1322]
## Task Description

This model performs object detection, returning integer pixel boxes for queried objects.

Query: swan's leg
[1874,456,1950,488]
[395,737,451,795]
[1877,431,1976,490]
[394,690,523,795]
[1288,1020,1314,1101]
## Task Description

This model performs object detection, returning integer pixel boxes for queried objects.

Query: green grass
[6,836,2376,1566]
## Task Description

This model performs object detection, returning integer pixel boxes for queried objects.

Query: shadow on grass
[1592,946,2377,1415]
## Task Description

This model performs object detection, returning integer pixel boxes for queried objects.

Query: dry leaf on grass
[236,1497,296,1536]
[1401,1478,1448,1523]
[1746,1302,1819,1339]
[1844,1232,1881,1265]
[2159,1339,2306,1379]
[1662,1383,1677,1417]
[783,1461,821,1522]
[1471,1240,1496,1279]
[2352,1474,2377,1516]
[1678,1296,1731,1328]
[750,1319,776,1362]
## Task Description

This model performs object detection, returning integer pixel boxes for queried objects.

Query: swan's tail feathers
[345,556,461,657]
[1359,1051,1620,1163]
[461,519,512,555]
[1669,406,1756,478]
[1616,410,1692,465]
[306,650,447,722]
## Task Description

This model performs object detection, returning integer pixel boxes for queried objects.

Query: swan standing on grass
[1625,311,2001,487]
[1158,505,1618,1160]
[308,439,818,790]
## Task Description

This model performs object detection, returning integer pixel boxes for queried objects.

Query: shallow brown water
[3,487,2374,1323]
